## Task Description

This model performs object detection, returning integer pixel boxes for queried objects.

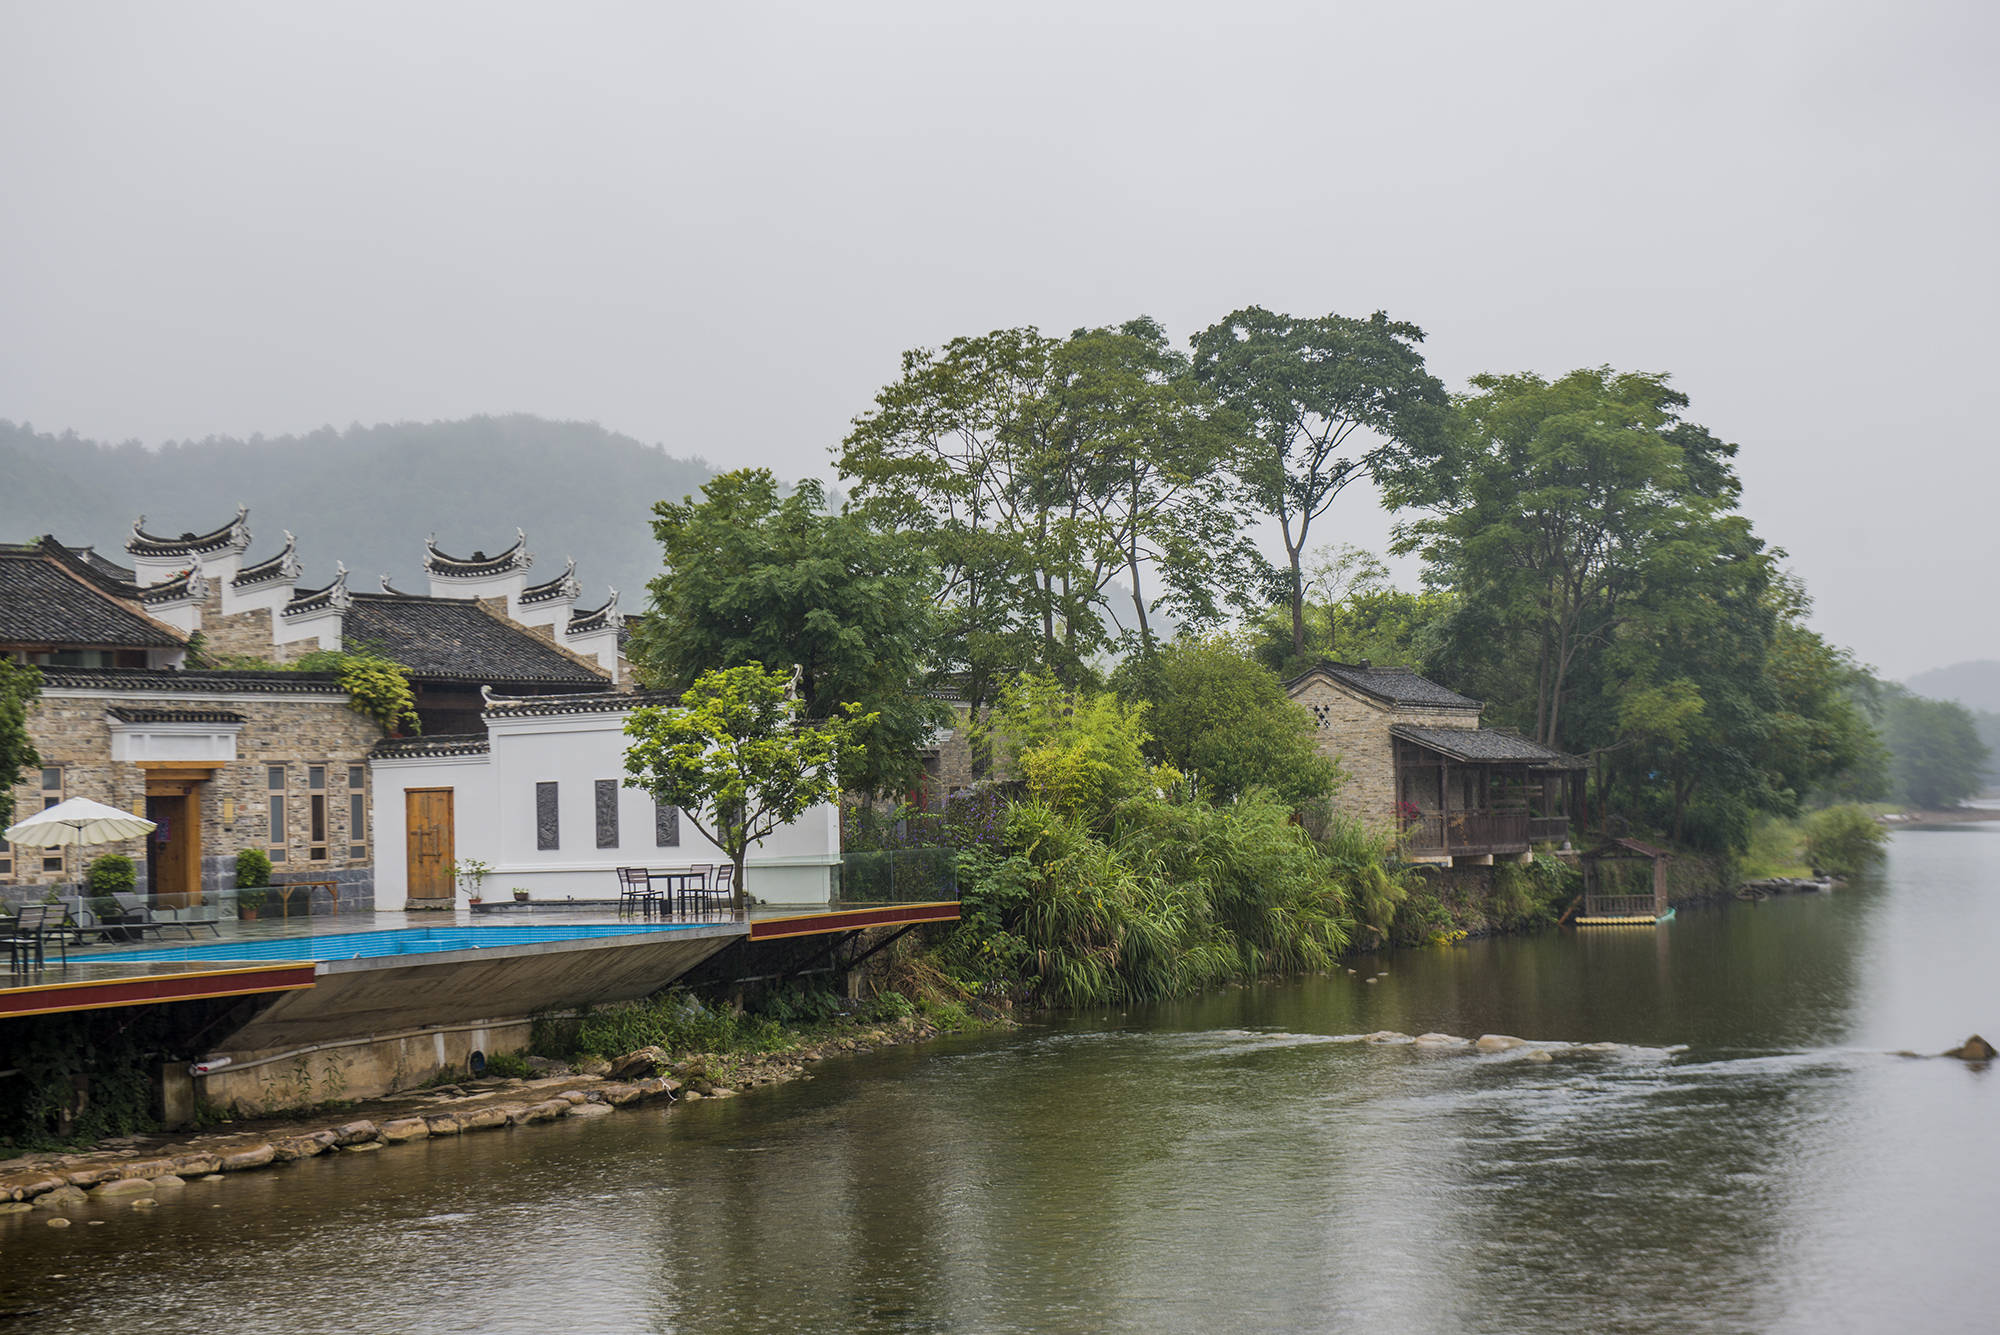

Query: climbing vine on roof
[293,648,420,736]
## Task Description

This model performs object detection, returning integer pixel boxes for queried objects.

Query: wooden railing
[1528,816,1571,843]
[1582,893,1660,918]
[1402,810,1531,856]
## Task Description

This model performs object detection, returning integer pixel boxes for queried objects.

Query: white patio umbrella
[4,796,156,847]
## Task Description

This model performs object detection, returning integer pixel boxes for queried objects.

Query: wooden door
[142,786,202,907]
[405,788,455,906]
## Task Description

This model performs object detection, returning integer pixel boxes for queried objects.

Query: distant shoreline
[1885,807,2000,824]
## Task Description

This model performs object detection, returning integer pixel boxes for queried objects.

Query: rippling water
[4,827,1996,1333]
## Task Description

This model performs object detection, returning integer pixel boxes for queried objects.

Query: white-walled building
[371,691,841,908]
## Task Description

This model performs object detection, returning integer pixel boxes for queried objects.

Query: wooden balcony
[1402,810,1530,858]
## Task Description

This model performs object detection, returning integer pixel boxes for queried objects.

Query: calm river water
[3,826,1995,1333]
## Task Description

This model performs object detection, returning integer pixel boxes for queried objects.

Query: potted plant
[512,887,531,903]
[235,848,273,921]
[86,853,139,940]
[449,857,492,905]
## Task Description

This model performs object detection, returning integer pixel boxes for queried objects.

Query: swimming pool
[74,923,715,965]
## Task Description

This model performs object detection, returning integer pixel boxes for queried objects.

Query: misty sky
[3,1,1995,679]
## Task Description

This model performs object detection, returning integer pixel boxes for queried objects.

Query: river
[3,826,1995,1333]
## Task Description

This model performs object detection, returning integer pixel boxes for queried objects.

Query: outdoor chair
[707,863,735,911]
[4,903,70,970]
[614,866,655,916]
[111,892,177,940]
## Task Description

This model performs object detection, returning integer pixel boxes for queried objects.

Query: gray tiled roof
[1289,661,1482,709]
[127,507,251,559]
[1391,724,1583,767]
[0,547,185,648]
[342,594,607,685]
[107,706,247,724]
[485,688,671,718]
[567,590,620,634]
[37,666,346,695]
[372,733,492,759]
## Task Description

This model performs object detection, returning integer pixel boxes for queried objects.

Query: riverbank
[1,1012,961,1214]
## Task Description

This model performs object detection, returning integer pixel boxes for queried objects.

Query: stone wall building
[3,511,626,912]
[1285,661,1584,866]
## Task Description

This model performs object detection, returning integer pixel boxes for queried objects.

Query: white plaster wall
[370,751,496,907]
[371,711,839,908]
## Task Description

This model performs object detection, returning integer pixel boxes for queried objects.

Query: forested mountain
[0,416,713,601]
[1905,661,2000,714]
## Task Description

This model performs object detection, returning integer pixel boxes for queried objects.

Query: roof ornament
[785,664,803,702]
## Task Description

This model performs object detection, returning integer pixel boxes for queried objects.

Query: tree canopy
[626,469,950,797]
[0,661,41,831]
[623,664,868,907]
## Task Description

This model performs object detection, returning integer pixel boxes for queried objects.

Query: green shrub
[86,853,137,897]
[534,991,785,1061]
[1801,804,1889,876]
[235,847,272,888]
[483,1051,533,1079]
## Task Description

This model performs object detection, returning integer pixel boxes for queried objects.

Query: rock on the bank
[1414,1033,1471,1048]
[1475,1035,1527,1053]
[569,1102,615,1118]
[379,1118,429,1143]
[1943,1035,1997,1061]
[92,1178,156,1199]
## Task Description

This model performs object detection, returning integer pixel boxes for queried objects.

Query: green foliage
[236,887,267,913]
[940,785,1386,1008]
[0,1010,168,1151]
[992,672,1157,826]
[1112,636,1338,808]
[447,857,492,897]
[839,318,1263,713]
[534,991,785,1060]
[293,648,420,736]
[625,664,868,904]
[626,469,952,796]
[483,1050,534,1079]
[234,847,272,888]
[86,853,137,896]
[1800,804,1889,875]
[1881,688,1990,808]
[1190,307,1449,658]
[0,659,40,830]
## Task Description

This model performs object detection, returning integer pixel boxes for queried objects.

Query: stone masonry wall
[1290,674,1483,828]
[194,585,313,665]
[4,690,382,910]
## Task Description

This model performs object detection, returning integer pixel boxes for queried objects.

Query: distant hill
[1905,661,2000,714]
[0,416,716,606]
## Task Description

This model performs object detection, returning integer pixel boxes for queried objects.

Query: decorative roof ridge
[140,554,210,606]
[377,574,417,597]
[232,531,301,588]
[127,506,252,559]
[36,665,346,695]
[519,556,581,604]
[107,706,248,724]
[567,586,620,633]
[423,528,532,578]
[283,563,352,618]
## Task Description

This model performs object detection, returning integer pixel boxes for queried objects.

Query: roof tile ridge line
[128,504,252,555]
[232,530,301,587]
[423,527,532,574]
[38,539,191,647]
[520,556,581,602]
[470,596,610,679]
[567,585,620,629]
[34,535,149,599]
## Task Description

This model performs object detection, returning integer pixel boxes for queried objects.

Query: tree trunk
[732,850,748,912]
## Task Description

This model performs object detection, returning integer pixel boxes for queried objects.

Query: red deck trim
[0,964,317,1018]
[749,902,960,941]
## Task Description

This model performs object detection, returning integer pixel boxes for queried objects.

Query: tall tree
[623,665,866,909]
[0,660,40,829]
[625,469,949,797]
[1389,368,1733,752]
[1189,307,1447,658]
[839,320,1257,726]
[1881,689,1990,808]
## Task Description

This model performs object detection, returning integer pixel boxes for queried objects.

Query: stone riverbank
[0,1014,955,1219]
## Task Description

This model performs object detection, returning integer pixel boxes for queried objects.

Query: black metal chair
[614,866,655,916]
[4,903,70,970]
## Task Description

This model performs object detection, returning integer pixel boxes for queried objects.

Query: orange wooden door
[404,788,455,904]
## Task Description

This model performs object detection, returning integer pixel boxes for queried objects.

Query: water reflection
[3,829,1995,1333]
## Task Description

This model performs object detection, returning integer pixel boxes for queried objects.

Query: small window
[0,839,10,875]
[348,765,365,790]
[309,765,326,791]
[536,782,559,851]
[267,765,286,791]
[41,767,63,871]
[269,790,288,862]
[309,794,328,861]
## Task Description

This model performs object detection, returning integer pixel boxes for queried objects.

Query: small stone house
[1285,661,1584,865]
